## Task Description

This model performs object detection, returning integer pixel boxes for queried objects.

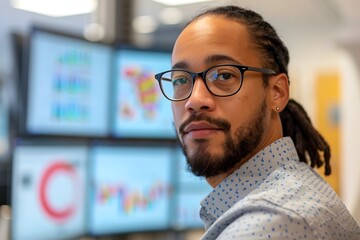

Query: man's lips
[183,121,223,134]
[179,115,231,137]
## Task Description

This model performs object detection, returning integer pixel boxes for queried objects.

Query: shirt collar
[200,137,298,222]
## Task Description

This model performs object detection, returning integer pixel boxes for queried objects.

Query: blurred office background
[0,0,360,239]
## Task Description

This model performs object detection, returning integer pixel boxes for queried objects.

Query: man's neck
[206,173,229,188]
[205,156,250,188]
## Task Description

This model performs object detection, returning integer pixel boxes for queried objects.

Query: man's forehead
[182,15,248,34]
[173,16,251,52]
[171,54,243,70]
[171,17,257,69]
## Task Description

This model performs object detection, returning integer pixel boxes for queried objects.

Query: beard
[177,100,267,178]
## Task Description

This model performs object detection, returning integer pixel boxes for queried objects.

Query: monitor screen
[11,140,88,240]
[173,148,212,230]
[87,144,173,235]
[25,28,112,137]
[112,48,175,139]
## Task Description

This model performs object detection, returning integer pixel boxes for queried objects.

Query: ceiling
[0,0,359,69]
[140,0,360,26]
[129,0,360,49]
[136,0,340,27]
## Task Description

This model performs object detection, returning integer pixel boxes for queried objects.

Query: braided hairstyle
[189,5,331,175]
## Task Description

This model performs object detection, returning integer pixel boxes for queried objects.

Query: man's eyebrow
[172,54,241,70]
[172,61,188,70]
[205,54,240,64]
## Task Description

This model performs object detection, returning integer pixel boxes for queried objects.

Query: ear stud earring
[276,106,280,111]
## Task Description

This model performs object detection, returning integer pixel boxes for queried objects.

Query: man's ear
[267,73,289,112]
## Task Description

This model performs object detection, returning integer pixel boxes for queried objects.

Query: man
[155,5,360,240]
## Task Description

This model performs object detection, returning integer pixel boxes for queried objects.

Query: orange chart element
[39,161,78,222]
[315,71,340,194]
[123,67,160,119]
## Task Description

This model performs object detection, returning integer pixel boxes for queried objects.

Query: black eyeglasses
[154,64,276,101]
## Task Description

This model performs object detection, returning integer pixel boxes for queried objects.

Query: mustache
[179,114,231,135]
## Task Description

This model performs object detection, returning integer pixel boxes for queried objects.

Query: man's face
[171,16,273,178]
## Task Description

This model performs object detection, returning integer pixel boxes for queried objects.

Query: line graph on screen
[95,180,171,215]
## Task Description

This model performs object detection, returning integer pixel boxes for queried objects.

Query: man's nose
[184,77,215,112]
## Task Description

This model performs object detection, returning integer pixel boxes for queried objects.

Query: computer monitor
[11,140,88,240]
[172,148,212,230]
[87,144,173,235]
[24,27,112,137]
[112,48,175,139]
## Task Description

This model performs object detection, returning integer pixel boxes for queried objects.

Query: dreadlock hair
[189,5,331,175]
[280,99,331,175]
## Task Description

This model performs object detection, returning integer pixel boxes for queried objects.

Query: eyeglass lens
[159,65,243,100]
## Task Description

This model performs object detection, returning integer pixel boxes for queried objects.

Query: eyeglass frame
[154,64,277,101]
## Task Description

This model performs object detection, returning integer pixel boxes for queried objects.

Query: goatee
[177,100,267,178]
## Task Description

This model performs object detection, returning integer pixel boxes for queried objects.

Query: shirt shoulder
[205,163,360,240]
[214,207,314,240]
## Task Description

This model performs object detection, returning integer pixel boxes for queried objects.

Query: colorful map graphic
[121,66,160,119]
[113,49,174,138]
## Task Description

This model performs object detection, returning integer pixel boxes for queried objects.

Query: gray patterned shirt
[200,137,360,239]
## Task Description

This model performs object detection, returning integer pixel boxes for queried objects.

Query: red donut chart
[39,161,78,222]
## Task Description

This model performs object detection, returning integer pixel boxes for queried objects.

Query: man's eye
[217,73,233,80]
[172,77,188,86]
[209,72,234,82]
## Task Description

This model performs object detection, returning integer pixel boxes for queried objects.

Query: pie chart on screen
[39,161,79,222]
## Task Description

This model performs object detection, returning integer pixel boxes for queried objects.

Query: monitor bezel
[110,45,176,140]
[85,140,177,237]
[10,137,89,240]
[19,26,114,139]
